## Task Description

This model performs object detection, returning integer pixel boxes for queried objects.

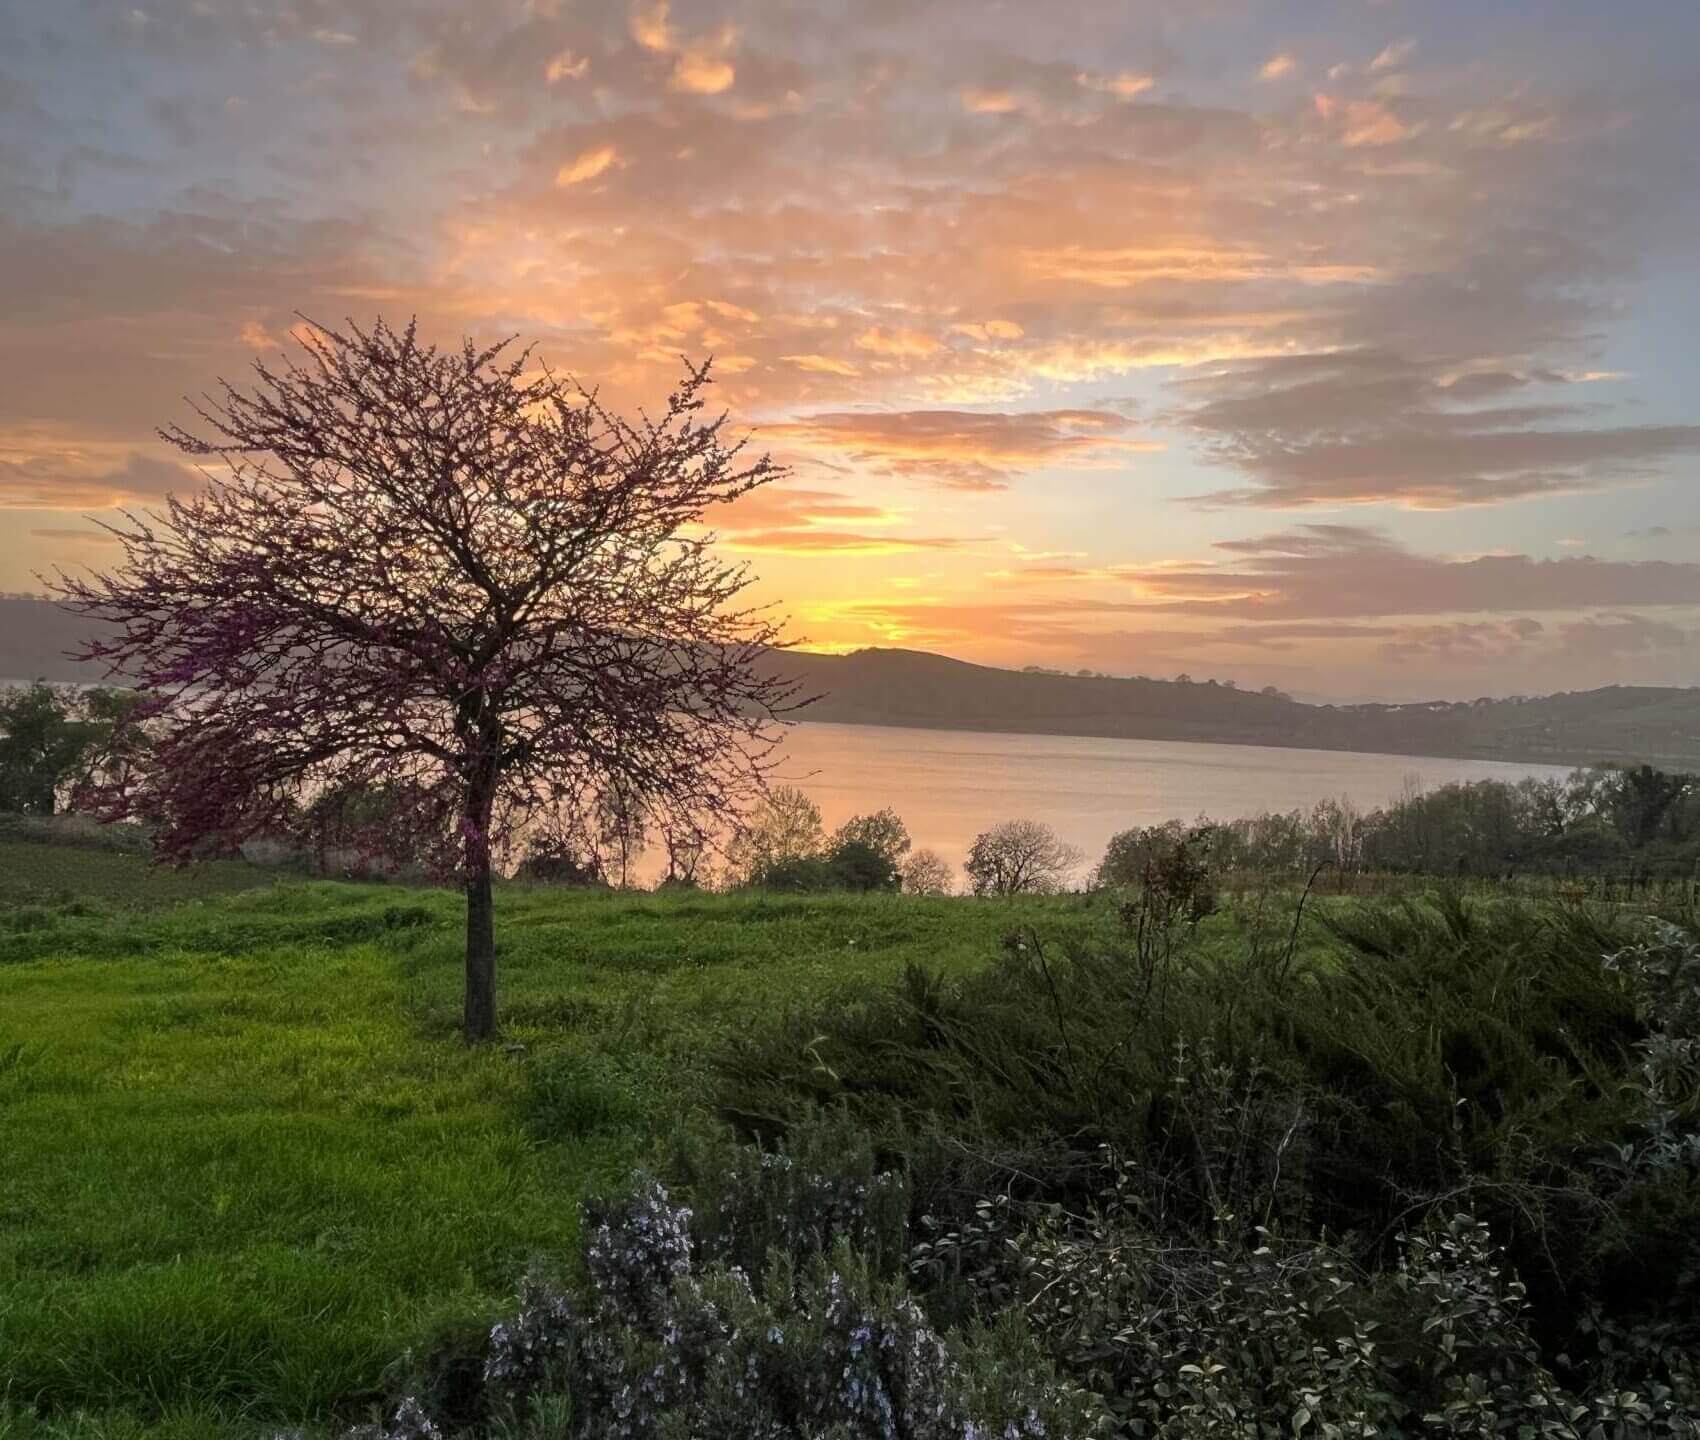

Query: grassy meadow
[0,850,1110,1438]
[6,839,1696,1439]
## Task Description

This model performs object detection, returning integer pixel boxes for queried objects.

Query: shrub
[667,1110,911,1279]
[355,1172,1099,1440]
[716,895,1679,1353]
[749,853,837,893]
[516,836,608,888]
[825,838,902,893]
[750,840,901,893]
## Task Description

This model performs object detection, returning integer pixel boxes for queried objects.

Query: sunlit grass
[0,866,1101,1437]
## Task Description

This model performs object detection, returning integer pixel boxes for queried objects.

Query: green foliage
[716,891,1690,1355]
[822,837,903,893]
[376,1172,1097,1440]
[726,785,826,885]
[0,683,106,814]
[830,808,912,868]
[514,833,608,888]
[666,1111,912,1280]
[748,852,836,892]
[749,838,902,893]
[12,829,1700,1439]
[0,858,1094,1436]
[1101,764,1700,885]
[0,838,273,919]
[983,1190,1694,1439]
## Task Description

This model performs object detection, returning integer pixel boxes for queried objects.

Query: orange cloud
[672,41,735,95]
[630,1,672,53]
[781,354,860,377]
[767,408,1159,490]
[854,327,944,357]
[1021,245,1380,287]
[555,145,618,186]
[1078,70,1155,99]
[1343,102,1413,147]
[721,529,967,555]
[1260,53,1297,81]
[710,484,971,556]
[952,320,1025,342]
[545,50,589,83]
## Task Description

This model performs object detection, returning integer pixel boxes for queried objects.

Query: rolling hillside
[6,595,1698,768]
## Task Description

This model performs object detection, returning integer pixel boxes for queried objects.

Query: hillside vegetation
[0,865,1098,1436]
[11,594,1700,768]
[3,839,1700,1437]
[772,646,1700,768]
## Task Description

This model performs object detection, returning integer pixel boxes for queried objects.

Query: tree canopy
[53,317,801,1038]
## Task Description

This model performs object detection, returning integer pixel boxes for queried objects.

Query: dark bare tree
[52,317,802,1039]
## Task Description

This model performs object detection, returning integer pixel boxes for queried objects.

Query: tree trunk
[464,857,497,1042]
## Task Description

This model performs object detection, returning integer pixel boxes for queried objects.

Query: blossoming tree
[54,317,800,1039]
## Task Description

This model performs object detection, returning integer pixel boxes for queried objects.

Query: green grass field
[0,855,1107,1438]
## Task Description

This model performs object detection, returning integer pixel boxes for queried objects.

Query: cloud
[1078,70,1155,99]
[1178,353,1700,508]
[960,88,1025,115]
[781,354,861,377]
[625,2,736,93]
[555,144,618,186]
[672,47,735,94]
[1118,525,1700,619]
[1021,243,1377,287]
[766,408,1159,490]
[1259,54,1297,81]
[1555,612,1694,659]
[952,320,1025,342]
[0,449,200,509]
[710,483,973,556]
[29,526,121,545]
[854,327,944,357]
[545,50,589,83]
[721,529,966,555]
[630,1,673,53]
[1369,39,1416,73]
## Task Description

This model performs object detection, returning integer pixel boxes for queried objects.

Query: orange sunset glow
[3,0,1699,699]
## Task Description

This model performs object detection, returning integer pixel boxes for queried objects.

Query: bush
[516,836,608,888]
[749,853,837,893]
[977,1189,1697,1439]
[354,1170,1099,1439]
[825,838,902,893]
[750,840,901,893]
[715,894,1696,1383]
[667,1111,911,1280]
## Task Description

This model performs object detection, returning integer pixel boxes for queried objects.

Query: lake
[757,721,1573,881]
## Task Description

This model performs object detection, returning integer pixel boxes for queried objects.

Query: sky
[2,0,1698,701]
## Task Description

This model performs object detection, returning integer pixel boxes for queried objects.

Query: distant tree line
[11,679,1697,893]
[1097,765,1700,887]
[0,681,151,817]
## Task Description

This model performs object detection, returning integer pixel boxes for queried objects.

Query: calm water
[758,721,1573,881]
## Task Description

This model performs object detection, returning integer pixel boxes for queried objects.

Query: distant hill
[760,647,1700,770]
[5,595,1698,769]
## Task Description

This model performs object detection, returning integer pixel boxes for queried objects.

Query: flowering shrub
[351,1172,1098,1440]
[669,1111,911,1279]
[581,1173,696,1326]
